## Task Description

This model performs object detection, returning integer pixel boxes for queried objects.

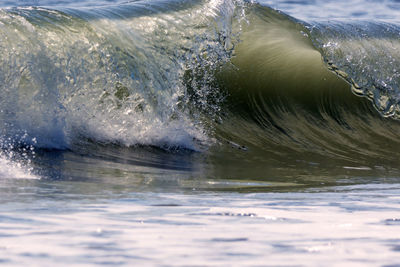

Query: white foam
[0,0,240,150]
[0,155,39,179]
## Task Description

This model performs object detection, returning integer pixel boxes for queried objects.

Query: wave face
[210,5,400,171]
[0,0,400,173]
[0,0,240,150]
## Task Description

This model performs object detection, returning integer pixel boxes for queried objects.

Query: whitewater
[0,0,400,265]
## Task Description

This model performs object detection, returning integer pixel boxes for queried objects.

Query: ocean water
[0,0,400,265]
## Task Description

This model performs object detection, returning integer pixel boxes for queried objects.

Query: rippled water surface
[2,180,400,266]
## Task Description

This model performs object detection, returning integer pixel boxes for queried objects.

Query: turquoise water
[0,0,400,265]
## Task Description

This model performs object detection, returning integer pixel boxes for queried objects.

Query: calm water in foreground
[2,179,400,266]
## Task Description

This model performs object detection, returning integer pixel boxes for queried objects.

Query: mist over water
[0,0,400,265]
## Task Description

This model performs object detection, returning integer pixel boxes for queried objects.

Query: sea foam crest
[0,0,242,150]
[310,21,400,118]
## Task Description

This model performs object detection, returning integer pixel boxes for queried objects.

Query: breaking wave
[0,0,400,173]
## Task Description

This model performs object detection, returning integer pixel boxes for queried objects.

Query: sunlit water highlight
[1,182,400,266]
